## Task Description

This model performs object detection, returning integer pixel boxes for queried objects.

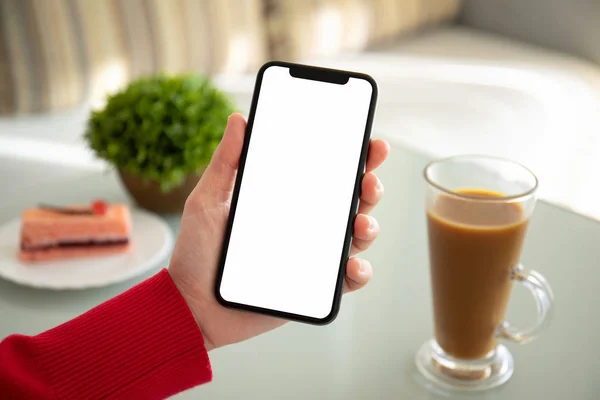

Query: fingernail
[359,259,366,273]
[368,216,378,232]
[376,177,383,192]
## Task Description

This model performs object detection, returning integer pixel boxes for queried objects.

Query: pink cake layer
[19,242,132,263]
[20,204,132,247]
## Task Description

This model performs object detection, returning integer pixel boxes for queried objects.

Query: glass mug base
[415,339,514,391]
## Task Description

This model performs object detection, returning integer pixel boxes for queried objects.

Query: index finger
[366,139,390,172]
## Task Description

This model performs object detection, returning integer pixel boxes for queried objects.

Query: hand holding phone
[168,63,389,349]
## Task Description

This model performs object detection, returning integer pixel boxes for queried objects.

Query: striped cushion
[0,0,85,115]
[264,0,462,61]
[0,0,460,116]
[0,0,267,115]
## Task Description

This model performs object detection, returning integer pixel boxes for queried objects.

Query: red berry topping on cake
[91,200,108,216]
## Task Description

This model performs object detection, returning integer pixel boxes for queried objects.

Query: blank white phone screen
[219,65,374,319]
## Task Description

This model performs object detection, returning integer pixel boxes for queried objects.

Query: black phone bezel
[214,61,378,325]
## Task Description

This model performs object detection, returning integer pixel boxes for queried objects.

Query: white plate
[0,210,174,290]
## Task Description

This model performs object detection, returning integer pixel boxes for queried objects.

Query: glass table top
[0,142,598,399]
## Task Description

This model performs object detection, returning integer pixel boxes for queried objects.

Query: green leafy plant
[85,73,236,191]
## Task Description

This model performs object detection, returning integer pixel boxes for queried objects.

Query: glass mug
[416,155,554,391]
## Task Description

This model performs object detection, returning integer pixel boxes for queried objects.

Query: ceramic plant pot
[118,169,204,214]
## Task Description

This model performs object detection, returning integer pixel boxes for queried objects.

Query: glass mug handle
[497,264,554,344]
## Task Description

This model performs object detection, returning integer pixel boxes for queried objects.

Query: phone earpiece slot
[289,66,349,85]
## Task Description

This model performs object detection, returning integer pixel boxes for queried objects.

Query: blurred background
[1,0,600,220]
[2,3,600,398]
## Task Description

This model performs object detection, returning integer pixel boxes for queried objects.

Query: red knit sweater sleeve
[0,269,212,399]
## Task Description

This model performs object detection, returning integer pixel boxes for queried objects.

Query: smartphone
[215,61,378,325]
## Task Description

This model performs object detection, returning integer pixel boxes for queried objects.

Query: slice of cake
[19,200,132,263]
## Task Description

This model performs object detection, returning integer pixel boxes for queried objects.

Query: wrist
[167,268,215,352]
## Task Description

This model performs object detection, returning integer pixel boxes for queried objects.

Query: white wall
[461,0,600,65]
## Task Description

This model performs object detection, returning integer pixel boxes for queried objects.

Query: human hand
[168,113,389,351]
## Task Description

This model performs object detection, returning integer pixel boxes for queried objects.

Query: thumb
[194,113,246,202]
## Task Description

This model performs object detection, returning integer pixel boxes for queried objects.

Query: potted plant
[85,73,236,213]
